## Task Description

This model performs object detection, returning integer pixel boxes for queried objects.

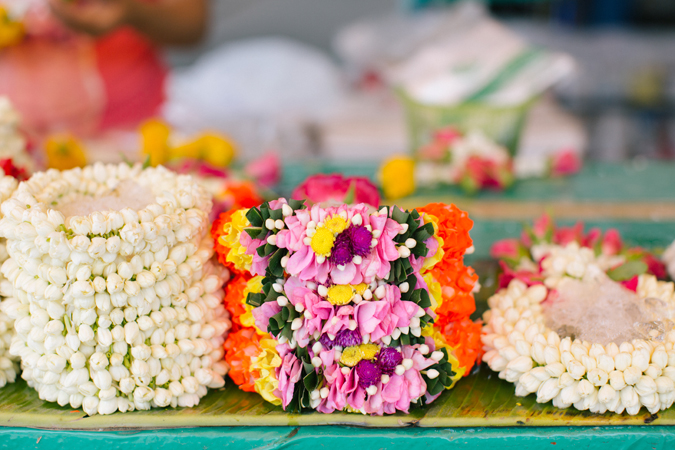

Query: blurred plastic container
[397,89,534,156]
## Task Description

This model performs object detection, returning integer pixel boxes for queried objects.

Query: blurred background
[167,0,675,164]
[1,0,674,174]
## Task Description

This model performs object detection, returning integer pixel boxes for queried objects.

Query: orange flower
[431,261,479,328]
[223,327,263,392]
[437,317,484,374]
[222,181,263,210]
[418,203,474,260]
[223,272,252,331]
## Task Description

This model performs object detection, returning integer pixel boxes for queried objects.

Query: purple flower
[377,347,403,375]
[319,333,335,350]
[349,225,373,257]
[330,232,353,266]
[335,329,362,348]
[356,360,382,388]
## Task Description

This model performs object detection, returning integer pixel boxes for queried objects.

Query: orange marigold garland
[223,328,264,392]
[212,207,278,399]
[418,203,484,374]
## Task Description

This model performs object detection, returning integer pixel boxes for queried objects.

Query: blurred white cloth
[163,37,346,157]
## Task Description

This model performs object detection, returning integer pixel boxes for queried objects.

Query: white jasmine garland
[0,163,231,415]
[0,171,20,387]
[482,273,675,415]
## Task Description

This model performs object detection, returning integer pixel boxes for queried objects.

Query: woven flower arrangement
[483,216,675,415]
[0,171,20,388]
[0,163,231,415]
[212,198,483,414]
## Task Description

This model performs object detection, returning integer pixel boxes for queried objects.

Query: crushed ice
[544,275,674,346]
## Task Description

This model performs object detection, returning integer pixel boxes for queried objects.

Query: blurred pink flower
[601,229,623,256]
[490,238,521,260]
[245,152,281,187]
[433,127,462,145]
[292,173,380,207]
[554,222,584,245]
[550,149,582,177]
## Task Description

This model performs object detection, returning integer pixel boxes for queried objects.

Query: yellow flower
[421,328,466,389]
[359,344,379,360]
[311,227,335,257]
[45,134,87,170]
[140,119,171,167]
[327,285,354,306]
[172,133,237,167]
[340,346,363,367]
[240,276,264,330]
[0,8,24,49]
[421,215,445,273]
[340,344,380,367]
[324,216,348,234]
[250,336,282,406]
[218,209,253,272]
[380,156,415,200]
[353,283,368,296]
[424,272,441,311]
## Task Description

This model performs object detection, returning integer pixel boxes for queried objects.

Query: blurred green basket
[397,89,534,157]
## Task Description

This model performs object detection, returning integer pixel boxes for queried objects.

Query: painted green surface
[2,425,675,450]
[279,160,675,202]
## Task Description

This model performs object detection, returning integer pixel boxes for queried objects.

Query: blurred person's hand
[48,0,207,45]
[48,0,133,36]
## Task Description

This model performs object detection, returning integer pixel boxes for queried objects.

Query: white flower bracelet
[0,171,19,388]
[0,163,232,415]
[482,273,675,415]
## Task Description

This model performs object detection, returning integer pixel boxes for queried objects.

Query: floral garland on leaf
[0,163,231,415]
[214,198,482,414]
[483,217,675,415]
[0,167,21,388]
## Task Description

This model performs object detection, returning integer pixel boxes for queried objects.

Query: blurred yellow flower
[218,208,253,272]
[172,133,236,167]
[45,134,87,170]
[380,156,415,200]
[250,336,282,406]
[240,276,264,330]
[140,119,170,167]
[0,8,24,49]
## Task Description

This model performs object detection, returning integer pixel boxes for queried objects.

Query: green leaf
[246,293,264,308]
[288,199,306,210]
[246,208,264,227]
[607,260,648,281]
[343,181,356,204]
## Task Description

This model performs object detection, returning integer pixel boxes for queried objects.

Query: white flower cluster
[482,274,675,415]
[0,163,231,415]
[0,171,19,387]
[534,242,625,289]
[0,97,33,171]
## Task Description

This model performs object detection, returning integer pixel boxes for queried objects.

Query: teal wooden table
[2,161,675,449]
